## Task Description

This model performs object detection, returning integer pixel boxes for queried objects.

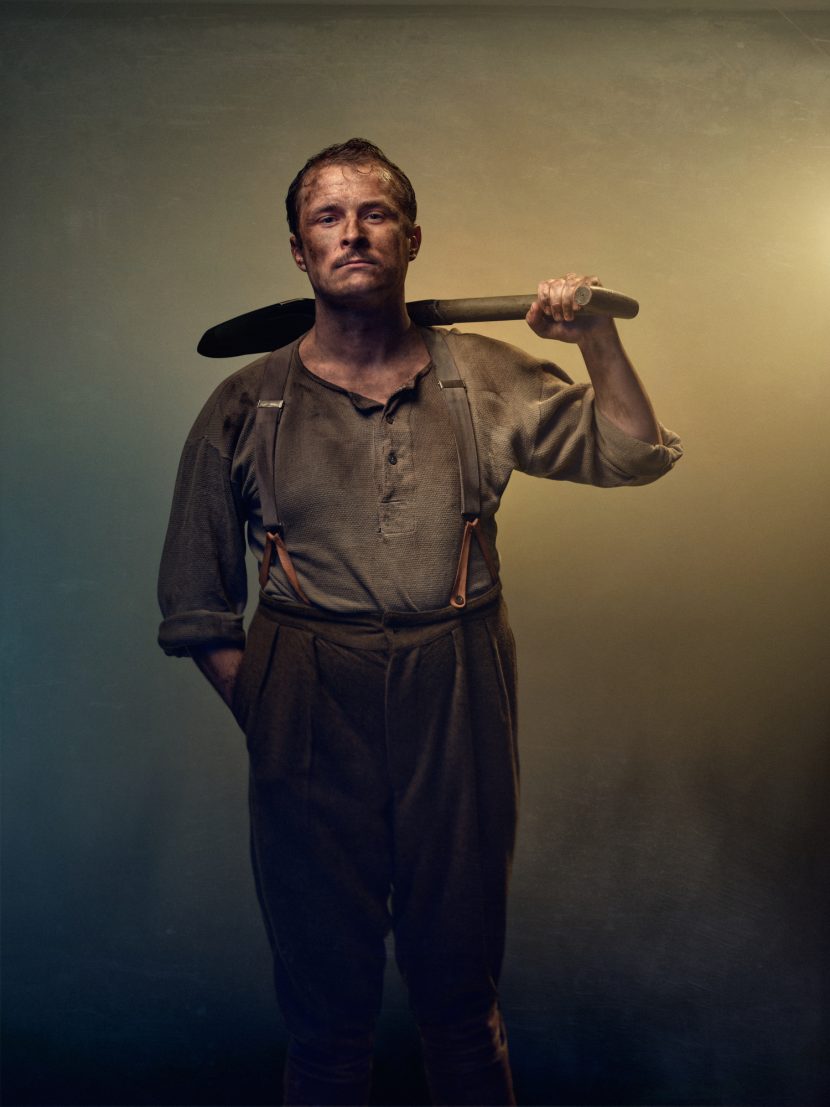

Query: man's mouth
[336,257,375,268]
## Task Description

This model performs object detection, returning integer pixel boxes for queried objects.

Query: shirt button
[386,413,395,424]
[387,451,398,465]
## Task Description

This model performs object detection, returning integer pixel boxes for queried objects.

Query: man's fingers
[539,278,565,322]
[545,274,605,322]
[536,281,551,317]
[563,272,587,321]
[561,275,577,322]
[532,275,605,333]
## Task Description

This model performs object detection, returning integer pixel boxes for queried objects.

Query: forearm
[578,322,662,445]
[528,275,662,446]
[190,644,244,709]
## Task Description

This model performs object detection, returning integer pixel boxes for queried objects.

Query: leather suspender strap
[420,327,481,520]
[269,530,311,604]
[419,327,498,608]
[254,341,310,603]
[254,346,290,533]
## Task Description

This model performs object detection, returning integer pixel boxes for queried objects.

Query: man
[158,138,682,1106]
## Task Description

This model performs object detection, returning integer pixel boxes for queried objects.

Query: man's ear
[290,234,307,272]
[408,224,422,261]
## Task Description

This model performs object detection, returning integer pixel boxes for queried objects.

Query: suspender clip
[450,515,498,610]
[260,526,311,605]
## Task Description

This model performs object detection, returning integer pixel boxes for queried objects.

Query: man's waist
[256,581,503,649]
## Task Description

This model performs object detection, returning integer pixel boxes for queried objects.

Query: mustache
[335,253,375,267]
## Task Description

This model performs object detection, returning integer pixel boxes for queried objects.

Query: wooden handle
[408,286,639,326]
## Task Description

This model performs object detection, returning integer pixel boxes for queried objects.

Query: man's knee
[418,1001,508,1069]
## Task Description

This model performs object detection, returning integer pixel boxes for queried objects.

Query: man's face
[289,162,421,307]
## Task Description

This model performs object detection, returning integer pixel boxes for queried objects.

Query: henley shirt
[157,328,683,656]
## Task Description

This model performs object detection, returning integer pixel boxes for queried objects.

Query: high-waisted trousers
[232,584,520,1106]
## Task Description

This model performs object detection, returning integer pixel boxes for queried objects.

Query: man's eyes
[315,210,388,224]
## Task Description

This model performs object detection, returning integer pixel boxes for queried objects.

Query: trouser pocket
[231,607,279,734]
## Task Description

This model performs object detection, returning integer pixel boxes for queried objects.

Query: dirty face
[289,161,421,307]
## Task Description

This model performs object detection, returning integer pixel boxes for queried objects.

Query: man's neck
[299,297,429,403]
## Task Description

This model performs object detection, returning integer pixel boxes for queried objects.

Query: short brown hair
[285,138,417,241]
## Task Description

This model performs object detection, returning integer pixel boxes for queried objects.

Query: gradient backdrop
[2,2,828,1105]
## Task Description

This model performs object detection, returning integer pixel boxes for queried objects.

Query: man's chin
[318,279,399,310]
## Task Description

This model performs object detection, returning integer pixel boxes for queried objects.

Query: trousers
[232,584,520,1105]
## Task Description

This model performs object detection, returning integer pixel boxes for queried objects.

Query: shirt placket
[377,391,416,538]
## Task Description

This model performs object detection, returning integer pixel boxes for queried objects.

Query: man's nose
[341,214,367,244]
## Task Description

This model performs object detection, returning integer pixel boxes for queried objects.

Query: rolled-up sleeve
[157,430,248,658]
[593,407,683,484]
[527,377,683,487]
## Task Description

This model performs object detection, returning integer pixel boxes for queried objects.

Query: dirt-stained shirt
[157,328,683,656]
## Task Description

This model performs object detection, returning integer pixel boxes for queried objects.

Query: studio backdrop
[1,2,828,1105]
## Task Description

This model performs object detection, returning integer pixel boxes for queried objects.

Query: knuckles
[536,273,602,314]
[531,273,604,333]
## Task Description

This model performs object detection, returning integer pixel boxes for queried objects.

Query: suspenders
[420,327,498,608]
[253,342,310,601]
[253,328,497,610]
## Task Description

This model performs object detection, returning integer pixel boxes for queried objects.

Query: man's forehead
[299,162,399,209]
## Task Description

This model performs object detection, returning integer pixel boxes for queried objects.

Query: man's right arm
[190,645,245,711]
[157,365,263,663]
[157,427,249,658]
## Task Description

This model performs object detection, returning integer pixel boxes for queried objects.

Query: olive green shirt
[157,329,682,656]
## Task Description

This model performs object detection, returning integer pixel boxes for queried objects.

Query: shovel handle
[407,286,639,326]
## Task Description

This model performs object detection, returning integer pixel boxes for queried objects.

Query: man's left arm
[527,273,662,446]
